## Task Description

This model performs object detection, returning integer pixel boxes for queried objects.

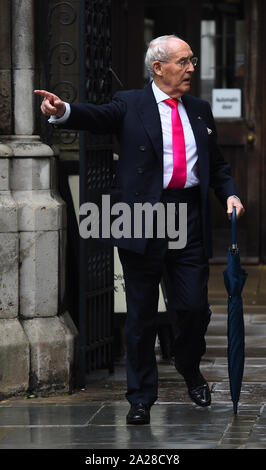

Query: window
[200,0,245,117]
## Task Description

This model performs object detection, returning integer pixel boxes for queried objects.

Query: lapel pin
[197,116,202,120]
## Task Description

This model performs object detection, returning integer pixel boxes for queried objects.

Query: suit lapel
[181,94,209,186]
[181,94,208,157]
[136,83,163,161]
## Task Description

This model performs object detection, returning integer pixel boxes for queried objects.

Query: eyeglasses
[159,57,198,69]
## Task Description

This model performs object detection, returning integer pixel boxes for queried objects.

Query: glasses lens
[191,57,198,67]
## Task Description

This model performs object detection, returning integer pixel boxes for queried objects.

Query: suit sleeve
[54,92,127,134]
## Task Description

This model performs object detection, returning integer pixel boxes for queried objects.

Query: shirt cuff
[48,102,71,124]
[227,195,240,201]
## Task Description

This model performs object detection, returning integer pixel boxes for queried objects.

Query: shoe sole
[126,417,150,425]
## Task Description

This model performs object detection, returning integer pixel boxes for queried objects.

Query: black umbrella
[223,206,248,414]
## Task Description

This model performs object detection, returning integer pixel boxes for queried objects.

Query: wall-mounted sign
[212,89,241,118]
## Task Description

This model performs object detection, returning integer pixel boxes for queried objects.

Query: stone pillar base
[0,318,30,399]
[22,313,78,395]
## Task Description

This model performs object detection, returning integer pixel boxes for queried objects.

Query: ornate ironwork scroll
[45,1,79,147]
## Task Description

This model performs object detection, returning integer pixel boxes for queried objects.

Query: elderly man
[35,35,244,425]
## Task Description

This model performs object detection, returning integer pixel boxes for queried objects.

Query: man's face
[152,39,195,98]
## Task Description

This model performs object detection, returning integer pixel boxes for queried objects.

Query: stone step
[210,304,266,314]
[205,335,266,357]
[205,304,266,357]
[207,322,266,336]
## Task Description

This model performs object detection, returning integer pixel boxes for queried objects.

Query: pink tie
[164,99,187,188]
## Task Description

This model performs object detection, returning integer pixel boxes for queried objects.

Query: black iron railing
[39,0,115,387]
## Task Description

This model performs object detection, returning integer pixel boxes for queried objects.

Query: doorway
[142,0,262,262]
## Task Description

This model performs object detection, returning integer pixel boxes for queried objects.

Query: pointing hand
[34,90,66,118]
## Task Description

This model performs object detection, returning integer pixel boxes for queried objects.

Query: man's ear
[152,61,163,77]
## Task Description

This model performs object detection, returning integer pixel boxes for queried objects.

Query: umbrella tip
[233,403,238,415]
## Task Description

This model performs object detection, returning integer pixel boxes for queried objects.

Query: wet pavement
[1,265,266,452]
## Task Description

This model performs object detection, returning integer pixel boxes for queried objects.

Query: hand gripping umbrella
[223,206,248,414]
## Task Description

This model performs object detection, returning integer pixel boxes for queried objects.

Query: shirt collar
[151,81,182,104]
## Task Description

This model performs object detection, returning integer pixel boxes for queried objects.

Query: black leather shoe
[188,383,211,407]
[126,403,150,425]
[184,371,211,407]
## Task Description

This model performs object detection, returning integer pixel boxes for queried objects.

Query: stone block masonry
[0,0,78,398]
[0,139,78,398]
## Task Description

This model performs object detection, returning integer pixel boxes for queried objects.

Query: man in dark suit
[35,35,244,425]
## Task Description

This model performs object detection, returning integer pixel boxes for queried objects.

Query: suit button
[139,145,146,151]
[137,167,144,174]
[135,191,140,196]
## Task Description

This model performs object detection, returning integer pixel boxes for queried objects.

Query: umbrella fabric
[223,207,247,414]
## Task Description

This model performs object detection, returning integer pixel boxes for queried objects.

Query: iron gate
[39,0,115,387]
[78,0,114,386]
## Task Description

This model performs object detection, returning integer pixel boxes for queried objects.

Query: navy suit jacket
[60,82,239,258]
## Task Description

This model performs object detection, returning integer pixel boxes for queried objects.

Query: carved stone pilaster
[0,1,78,398]
[0,0,12,134]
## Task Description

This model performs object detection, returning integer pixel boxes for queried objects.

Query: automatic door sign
[212,89,241,118]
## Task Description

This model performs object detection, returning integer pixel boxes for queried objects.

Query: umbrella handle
[231,206,237,249]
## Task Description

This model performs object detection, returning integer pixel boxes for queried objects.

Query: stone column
[0,0,12,135]
[0,142,30,398]
[12,0,35,135]
[0,0,78,397]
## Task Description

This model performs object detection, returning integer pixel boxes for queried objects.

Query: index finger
[34,89,54,99]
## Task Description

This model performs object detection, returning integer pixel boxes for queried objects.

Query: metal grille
[79,0,114,384]
[40,0,115,386]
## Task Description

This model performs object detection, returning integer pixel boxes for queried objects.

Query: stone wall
[0,0,78,398]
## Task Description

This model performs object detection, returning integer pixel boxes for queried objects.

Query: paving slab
[0,401,263,450]
[1,262,266,452]
[0,403,244,449]
[0,403,100,426]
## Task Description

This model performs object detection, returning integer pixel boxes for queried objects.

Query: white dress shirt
[152,81,199,189]
[50,84,200,189]
[48,103,71,125]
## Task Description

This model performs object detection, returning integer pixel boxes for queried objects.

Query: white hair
[144,35,181,78]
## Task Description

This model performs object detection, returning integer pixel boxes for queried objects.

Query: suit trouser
[118,186,211,407]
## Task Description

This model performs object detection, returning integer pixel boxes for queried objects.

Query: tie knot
[164,98,178,108]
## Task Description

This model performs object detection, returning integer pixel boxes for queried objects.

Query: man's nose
[187,60,195,72]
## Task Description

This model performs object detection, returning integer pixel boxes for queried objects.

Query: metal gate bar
[78,0,114,387]
[39,0,115,388]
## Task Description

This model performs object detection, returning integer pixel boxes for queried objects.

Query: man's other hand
[227,196,245,220]
[34,90,66,118]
